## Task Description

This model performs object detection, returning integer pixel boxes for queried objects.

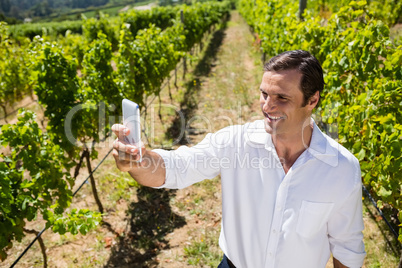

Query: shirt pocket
[296,200,334,238]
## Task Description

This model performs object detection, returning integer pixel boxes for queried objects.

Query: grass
[2,9,401,268]
[97,158,139,206]
[179,178,223,266]
[158,11,402,268]
[362,197,401,267]
[390,23,402,45]
[184,227,222,267]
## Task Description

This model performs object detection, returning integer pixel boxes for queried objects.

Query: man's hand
[111,124,146,172]
[111,124,166,188]
[333,257,349,268]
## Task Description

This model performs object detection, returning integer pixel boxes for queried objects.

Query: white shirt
[153,119,366,268]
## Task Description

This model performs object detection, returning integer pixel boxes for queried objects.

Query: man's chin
[264,127,273,134]
[264,120,277,134]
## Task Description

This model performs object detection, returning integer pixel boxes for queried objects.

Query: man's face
[259,69,315,137]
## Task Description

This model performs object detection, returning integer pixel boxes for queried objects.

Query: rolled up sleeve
[151,133,222,189]
[328,169,366,268]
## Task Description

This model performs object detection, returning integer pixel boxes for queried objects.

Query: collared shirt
[153,119,366,268]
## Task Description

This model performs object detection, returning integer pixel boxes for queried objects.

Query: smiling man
[112,50,366,268]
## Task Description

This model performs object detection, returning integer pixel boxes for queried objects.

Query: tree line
[0,0,139,22]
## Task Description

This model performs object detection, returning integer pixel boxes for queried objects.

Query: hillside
[0,0,152,22]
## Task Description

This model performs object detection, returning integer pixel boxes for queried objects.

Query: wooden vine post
[84,147,104,214]
[181,10,187,79]
[299,0,307,20]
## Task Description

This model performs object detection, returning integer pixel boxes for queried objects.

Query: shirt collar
[246,119,339,167]
[245,120,271,148]
[307,119,339,167]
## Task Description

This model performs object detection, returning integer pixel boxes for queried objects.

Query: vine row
[239,0,402,242]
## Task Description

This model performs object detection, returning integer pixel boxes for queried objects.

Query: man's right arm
[111,124,166,188]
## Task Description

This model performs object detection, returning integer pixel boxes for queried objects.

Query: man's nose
[263,96,276,112]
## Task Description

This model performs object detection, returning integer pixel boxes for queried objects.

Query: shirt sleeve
[151,133,222,189]
[327,162,366,268]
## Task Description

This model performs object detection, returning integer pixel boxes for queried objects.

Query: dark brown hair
[264,50,324,106]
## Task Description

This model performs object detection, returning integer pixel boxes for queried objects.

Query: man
[112,50,366,267]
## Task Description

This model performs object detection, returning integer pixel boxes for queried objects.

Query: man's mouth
[264,113,285,121]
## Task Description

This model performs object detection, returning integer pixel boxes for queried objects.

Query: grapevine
[0,1,232,264]
[239,0,402,243]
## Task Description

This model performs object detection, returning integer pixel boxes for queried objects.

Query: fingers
[112,138,147,172]
[111,124,137,159]
[111,123,146,171]
[111,124,130,141]
[112,139,142,161]
[112,149,139,171]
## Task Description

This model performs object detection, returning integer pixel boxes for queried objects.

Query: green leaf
[378,186,392,198]
[356,148,366,161]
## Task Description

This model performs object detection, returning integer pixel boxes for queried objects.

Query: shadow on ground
[167,17,229,145]
[104,17,230,268]
[104,187,185,267]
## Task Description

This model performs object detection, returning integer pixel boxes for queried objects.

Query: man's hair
[263,50,324,106]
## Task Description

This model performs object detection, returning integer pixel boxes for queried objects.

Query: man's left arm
[333,257,349,268]
[327,179,366,268]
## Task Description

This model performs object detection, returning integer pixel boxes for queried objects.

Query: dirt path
[152,10,263,267]
[97,10,264,268]
[2,9,400,268]
[2,10,262,268]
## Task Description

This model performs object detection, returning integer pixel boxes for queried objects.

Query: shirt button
[277,206,282,211]
[272,229,277,234]
[269,252,273,257]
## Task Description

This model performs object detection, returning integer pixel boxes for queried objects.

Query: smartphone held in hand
[122,99,142,162]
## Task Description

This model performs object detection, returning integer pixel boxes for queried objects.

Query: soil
[1,10,400,268]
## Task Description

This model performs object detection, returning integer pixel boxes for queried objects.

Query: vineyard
[240,0,402,241]
[1,0,402,267]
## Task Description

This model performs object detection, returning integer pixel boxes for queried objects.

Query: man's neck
[272,120,314,173]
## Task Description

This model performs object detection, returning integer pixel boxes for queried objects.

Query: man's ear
[307,91,320,110]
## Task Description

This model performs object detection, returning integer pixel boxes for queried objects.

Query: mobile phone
[122,99,142,162]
